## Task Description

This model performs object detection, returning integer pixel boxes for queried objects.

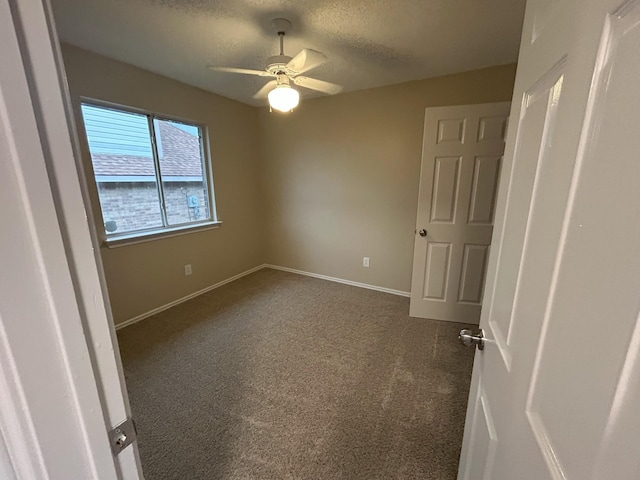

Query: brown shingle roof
[91,121,203,177]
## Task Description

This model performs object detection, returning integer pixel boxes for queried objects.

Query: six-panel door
[410,103,510,324]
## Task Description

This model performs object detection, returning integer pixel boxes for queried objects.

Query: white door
[2,0,142,478]
[459,0,640,478]
[410,103,510,324]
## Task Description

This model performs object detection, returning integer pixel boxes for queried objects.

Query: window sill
[102,221,222,249]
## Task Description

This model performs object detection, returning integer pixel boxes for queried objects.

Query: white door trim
[1,0,141,477]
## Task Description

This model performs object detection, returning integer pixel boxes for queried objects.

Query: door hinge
[108,417,137,456]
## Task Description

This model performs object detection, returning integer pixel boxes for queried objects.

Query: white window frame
[79,98,221,247]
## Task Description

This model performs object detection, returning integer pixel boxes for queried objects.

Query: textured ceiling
[51,0,526,106]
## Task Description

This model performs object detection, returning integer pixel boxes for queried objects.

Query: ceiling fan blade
[293,76,342,95]
[208,66,272,77]
[253,80,278,99]
[286,49,328,74]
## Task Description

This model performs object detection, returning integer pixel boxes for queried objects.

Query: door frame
[1,0,141,477]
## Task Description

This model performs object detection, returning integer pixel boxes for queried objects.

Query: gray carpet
[117,268,475,479]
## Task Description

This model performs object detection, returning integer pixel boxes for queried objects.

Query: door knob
[459,329,484,350]
[418,229,427,237]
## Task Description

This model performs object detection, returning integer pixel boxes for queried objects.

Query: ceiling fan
[209,18,342,112]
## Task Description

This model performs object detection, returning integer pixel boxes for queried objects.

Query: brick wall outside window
[97,181,209,234]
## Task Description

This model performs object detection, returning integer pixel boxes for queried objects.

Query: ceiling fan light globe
[268,84,300,112]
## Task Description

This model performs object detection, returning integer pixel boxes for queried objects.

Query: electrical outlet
[184,264,192,276]
[363,257,370,268]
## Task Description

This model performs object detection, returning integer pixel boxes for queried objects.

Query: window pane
[81,104,164,235]
[153,119,211,226]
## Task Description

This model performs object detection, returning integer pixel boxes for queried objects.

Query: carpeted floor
[117,268,475,480]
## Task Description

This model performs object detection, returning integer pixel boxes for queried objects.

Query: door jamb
[1,0,142,477]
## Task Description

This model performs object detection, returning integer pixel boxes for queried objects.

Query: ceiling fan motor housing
[266,55,294,75]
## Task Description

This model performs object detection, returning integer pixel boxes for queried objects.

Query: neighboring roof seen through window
[82,105,203,179]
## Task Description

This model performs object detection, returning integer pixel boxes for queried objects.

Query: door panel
[468,156,501,225]
[430,157,461,223]
[437,118,466,144]
[458,244,489,304]
[459,0,640,479]
[411,102,510,323]
[461,379,497,480]
[477,116,507,143]
[488,65,565,370]
[423,242,452,300]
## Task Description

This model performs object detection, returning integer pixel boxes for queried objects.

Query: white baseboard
[115,264,266,330]
[116,263,410,330]
[264,264,411,298]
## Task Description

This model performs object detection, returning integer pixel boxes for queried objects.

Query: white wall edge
[264,264,411,298]
[115,264,266,330]
[116,263,410,330]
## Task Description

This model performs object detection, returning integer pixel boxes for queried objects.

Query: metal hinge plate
[108,417,137,456]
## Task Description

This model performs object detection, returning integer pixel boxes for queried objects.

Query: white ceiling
[51,0,526,106]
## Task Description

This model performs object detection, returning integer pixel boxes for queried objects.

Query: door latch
[108,417,137,456]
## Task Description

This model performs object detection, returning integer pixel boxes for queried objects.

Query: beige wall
[259,64,517,293]
[62,44,264,325]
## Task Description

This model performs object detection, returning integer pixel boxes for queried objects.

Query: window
[80,102,217,241]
